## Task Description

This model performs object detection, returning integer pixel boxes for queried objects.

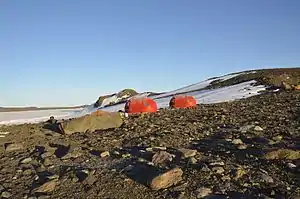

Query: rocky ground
[0,90,299,199]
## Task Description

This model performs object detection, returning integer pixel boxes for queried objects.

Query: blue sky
[1,0,299,107]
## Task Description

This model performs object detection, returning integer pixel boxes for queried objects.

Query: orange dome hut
[125,97,158,114]
[169,95,197,109]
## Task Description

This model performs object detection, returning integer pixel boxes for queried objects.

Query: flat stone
[233,167,247,180]
[122,154,131,158]
[1,191,12,198]
[195,187,212,198]
[287,162,297,169]
[43,158,53,166]
[237,144,247,150]
[61,147,82,160]
[150,168,183,190]
[85,174,97,185]
[23,169,32,176]
[254,126,264,131]
[264,149,300,160]
[5,143,24,152]
[209,161,225,166]
[239,125,255,133]
[232,139,243,145]
[100,151,110,158]
[261,173,274,183]
[50,140,70,147]
[272,135,283,141]
[212,167,225,174]
[33,180,57,193]
[153,147,167,151]
[20,157,33,164]
[46,175,59,180]
[41,152,54,159]
[152,151,173,165]
[189,157,198,164]
[178,148,197,158]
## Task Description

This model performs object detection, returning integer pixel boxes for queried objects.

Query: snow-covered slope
[0,71,266,125]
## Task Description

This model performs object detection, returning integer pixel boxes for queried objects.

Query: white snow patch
[0,109,82,126]
[152,73,241,100]
[101,95,119,107]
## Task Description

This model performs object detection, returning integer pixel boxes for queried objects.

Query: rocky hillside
[0,68,299,199]
[0,89,299,198]
[153,67,300,100]
[92,68,300,110]
[93,89,163,108]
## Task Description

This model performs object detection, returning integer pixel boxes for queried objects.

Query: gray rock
[189,157,198,164]
[152,151,173,165]
[272,135,283,141]
[33,180,57,193]
[281,81,292,90]
[38,196,51,199]
[20,157,33,164]
[85,174,97,185]
[23,169,32,176]
[239,125,255,133]
[46,175,59,180]
[261,173,274,183]
[41,151,55,159]
[61,147,82,160]
[100,151,110,158]
[287,162,297,169]
[209,161,225,166]
[201,165,211,172]
[212,167,225,174]
[237,144,247,150]
[254,126,264,131]
[178,148,197,158]
[43,158,53,166]
[1,191,12,198]
[50,140,70,148]
[195,187,212,198]
[4,143,24,152]
[232,139,243,145]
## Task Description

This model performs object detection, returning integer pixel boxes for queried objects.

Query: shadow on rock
[190,132,265,164]
[48,143,71,158]
[109,156,164,188]
[43,123,65,135]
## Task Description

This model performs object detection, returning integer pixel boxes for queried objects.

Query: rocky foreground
[0,90,299,199]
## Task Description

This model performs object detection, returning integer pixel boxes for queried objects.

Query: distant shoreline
[0,106,86,112]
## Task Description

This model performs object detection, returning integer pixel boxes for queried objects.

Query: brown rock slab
[178,148,197,158]
[33,180,57,193]
[100,151,110,158]
[264,149,300,160]
[61,112,123,134]
[150,168,183,190]
[4,143,24,152]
